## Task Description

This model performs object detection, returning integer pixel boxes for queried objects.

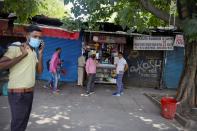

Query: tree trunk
[176,40,197,110]
[139,0,197,111]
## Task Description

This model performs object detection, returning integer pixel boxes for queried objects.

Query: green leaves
[4,0,39,23]
[4,0,196,42]
[61,17,88,31]
[183,18,197,42]
[64,0,168,32]
[37,0,66,19]
[67,0,117,22]
[3,0,67,23]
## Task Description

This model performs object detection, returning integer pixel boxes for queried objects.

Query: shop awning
[0,19,80,40]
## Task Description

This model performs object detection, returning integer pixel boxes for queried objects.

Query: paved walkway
[0,82,184,131]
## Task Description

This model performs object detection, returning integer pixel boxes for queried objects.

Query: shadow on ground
[0,81,184,131]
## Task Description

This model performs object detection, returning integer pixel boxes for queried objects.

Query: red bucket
[161,97,177,119]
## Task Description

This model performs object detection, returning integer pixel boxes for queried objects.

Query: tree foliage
[3,0,66,23]
[61,17,88,31]
[64,0,168,32]
[177,0,197,42]
[64,0,197,41]
[183,18,197,42]
[3,0,40,23]
[37,0,66,19]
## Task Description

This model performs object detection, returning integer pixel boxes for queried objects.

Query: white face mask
[29,37,41,48]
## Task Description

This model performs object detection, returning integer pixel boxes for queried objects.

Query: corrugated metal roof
[84,30,149,36]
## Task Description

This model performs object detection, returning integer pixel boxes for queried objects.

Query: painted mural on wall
[129,59,162,78]
[126,50,163,79]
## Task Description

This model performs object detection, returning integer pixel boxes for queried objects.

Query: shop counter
[95,64,116,84]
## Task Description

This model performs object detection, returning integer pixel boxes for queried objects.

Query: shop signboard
[133,36,174,50]
[93,35,126,44]
[174,35,184,47]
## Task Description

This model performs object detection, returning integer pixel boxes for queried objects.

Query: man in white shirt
[113,52,128,96]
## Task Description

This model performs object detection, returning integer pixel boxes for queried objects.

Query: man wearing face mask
[85,53,97,96]
[0,25,44,131]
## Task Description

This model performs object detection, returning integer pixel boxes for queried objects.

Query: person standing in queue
[113,52,128,96]
[85,53,97,96]
[0,25,44,131]
[77,53,86,87]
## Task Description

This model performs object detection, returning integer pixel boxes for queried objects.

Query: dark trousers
[86,74,96,93]
[8,92,34,131]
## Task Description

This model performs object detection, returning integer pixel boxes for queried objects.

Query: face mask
[29,37,41,48]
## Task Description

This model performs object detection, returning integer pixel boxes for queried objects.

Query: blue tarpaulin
[38,37,82,82]
[163,47,184,89]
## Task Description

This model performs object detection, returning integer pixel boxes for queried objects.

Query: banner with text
[134,36,174,50]
[174,35,184,47]
[93,35,126,44]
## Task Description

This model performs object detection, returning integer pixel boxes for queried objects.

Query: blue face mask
[29,37,41,48]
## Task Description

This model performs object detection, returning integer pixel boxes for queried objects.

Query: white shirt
[115,58,127,74]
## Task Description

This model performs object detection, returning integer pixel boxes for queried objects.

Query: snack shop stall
[83,31,127,84]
